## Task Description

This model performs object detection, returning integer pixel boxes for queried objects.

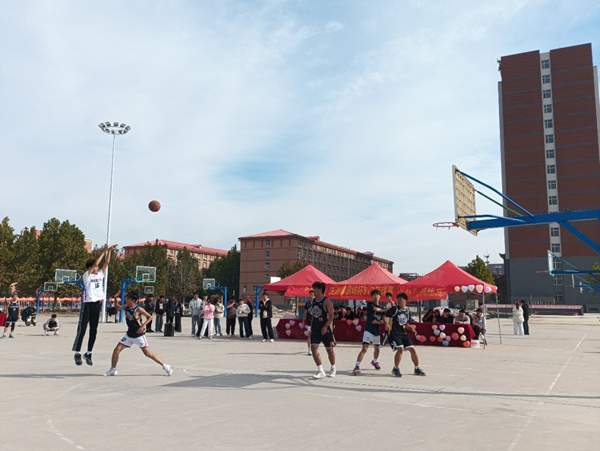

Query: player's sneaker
[83,353,93,366]
[328,368,336,378]
[352,365,361,375]
[54,331,59,335]
[414,367,426,376]
[371,360,381,370]
[44,331,48,336]
[391,367,402,378]
[0,334,5,339]
[270,339,274,342]
[9,334,14,338]
[262,339,267,342]
[307,349,312,356]
[74,354,82,366]
[163,364,173,376]
[103,368,118,376]
[312,370,326,379]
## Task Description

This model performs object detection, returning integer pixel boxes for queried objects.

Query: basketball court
[0,313,598,450]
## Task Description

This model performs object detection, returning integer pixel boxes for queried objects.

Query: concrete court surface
[0,313,598,451]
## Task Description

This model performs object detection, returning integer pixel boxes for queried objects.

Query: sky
[1,0,599,274]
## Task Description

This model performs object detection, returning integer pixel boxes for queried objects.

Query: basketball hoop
[433,222,459,230]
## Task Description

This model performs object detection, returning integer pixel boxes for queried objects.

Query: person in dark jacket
[165,298,176,325]
[144,295,155,332]
[174,298,183,333]
[521,300,530,335]
[245,297,254,338]
[155,296,166,332]
[226,298,238,337]
[438,308,455,324]
[259,293,274,342]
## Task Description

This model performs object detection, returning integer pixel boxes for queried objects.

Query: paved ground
[1,314,598,451]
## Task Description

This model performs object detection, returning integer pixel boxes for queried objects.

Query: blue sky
[1,0,599,274]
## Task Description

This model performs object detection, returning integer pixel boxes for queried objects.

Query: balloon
[420,336,427,343]
[439,325,446,331]
[457,327,465,334]
[430,336,436,342]
[454,286,460,292]
[439,332,446,339]
[460,335,466,341]
[289,320,295,326]
[346,320,353,325]
[298,323,303,329]
[452,333,459,340]
[484,286,492,293]
[285,323,291,329]
[468,284,475,292]
[355,325,362,332]
[437,336,444,343]
[445,334,451,341]
[463,341,471,348]
[432,325,438,330]
[442,340,449,347]
[285,330,291,336]
[415,335,422,341]
[461,286,469,293]
[353,319,359,326]
[304,331,310,337]
[434,330,440,336]
[475,284,484,293]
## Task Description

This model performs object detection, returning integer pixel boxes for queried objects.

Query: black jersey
[366,302,384,335]
[307,296,331,332]
[125,304,144,338]
[305,299,314,326]
[7,301,19,320]
[385,305,413,335]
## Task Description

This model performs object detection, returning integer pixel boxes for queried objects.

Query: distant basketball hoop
[433,222,459,230]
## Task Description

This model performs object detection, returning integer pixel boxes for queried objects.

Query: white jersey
[83,270,105,303]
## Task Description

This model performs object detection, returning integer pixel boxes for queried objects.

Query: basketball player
[352,290,387,375]
[72,244,117,366]
[385,293,426,377]
[103,292,173,377]
[1,295,20,339]
[307,282,336,379]
[301,289,315,356]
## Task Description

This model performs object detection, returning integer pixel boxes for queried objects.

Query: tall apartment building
[239,230,393,303]
[499,43,600,311]
[124,240,227,271]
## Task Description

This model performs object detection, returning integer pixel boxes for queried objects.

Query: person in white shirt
[512,302,525,335]
[72,244,117,367]
[44,314,61,335]
[236,300,251,339]
[188,293,203,337]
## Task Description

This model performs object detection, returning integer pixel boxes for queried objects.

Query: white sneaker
[44,331,48,336]
[328,368,337,378]
[307,350,312,356]
[54,331,59,335]
[103,368,118,376]
[163,364,173,376]
[270,339,274,342]
[313,370,326,379]
[262,339,267,342]
[248,336,253,340]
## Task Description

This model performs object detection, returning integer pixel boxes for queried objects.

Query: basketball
[148,200,161,212]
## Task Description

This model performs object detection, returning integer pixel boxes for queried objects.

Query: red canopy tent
[401,260,497,301]
[263,265,335,297]
[325,263,408,301]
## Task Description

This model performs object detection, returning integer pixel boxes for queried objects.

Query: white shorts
[362,330,380,346]
[119,334,149,348]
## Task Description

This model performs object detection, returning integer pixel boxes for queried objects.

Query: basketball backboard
[203,278,216,290]
[453,165,477,236]
[144,286,154,294]
[135,266,156,283]
[55,269,79,284]
[44,282,58,292]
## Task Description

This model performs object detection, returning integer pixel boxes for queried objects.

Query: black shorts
[310,327,336,348]
[389,333,414,351]
[5,318,17,325]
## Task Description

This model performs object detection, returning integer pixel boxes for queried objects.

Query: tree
[465,255,495,285]
[276,260,309,279]
[205,245,240,298]
[586,262,600,298]
[12,227,41,296]
[0,217,15,296]
[168,248,203,304]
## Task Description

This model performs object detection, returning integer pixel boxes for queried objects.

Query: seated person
[455,309,471,324]
[438,308,455,324]
[432,309,441,323]
[344,307,355,320]
[333,307,343,320]
[472,308,487,340]
[422,309,435,323]
[44,314,61,335]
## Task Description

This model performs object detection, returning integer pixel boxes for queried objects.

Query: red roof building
[123,240,227,271]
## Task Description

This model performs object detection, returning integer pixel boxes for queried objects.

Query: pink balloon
[420,336,427,343]
[289,320,295,326]
[457,327,465,334]
[439,325,445,331]
[355,325,362,332]
[454,286,460,292]
[415,335,422,341]
[463,341,471,348]
[432,325,438,330]
[429,336,436,342]
[346,319,353,326]
[298,323,303,329]
[285,330,291,336]
[451,333,459,340]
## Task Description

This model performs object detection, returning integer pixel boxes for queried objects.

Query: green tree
[0,217,15,295]
[465,255,495,285]
[12,227,41,296]
[205,245,240,298]
[586,262,600,298]
[168,248,203,304]
[276,260,309,279]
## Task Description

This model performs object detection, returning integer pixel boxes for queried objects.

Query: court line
[47,418,85,450]
[573,326,591,352]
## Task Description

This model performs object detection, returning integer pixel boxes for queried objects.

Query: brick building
[239,230,393,303]
[499,43,600,311]
[123,240,227,271]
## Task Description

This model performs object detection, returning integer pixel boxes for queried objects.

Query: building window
[308,253,312,261]
[549,196,558,206]
[543,89,552,99]
[265,263,270,270]
[542,74,551,84]
[545,134,554,143]
[243,286,247,293]
[297,240,302,248]
[551,243,561,253]
[544,104,552,114]
[265,240,271,247]
[265,251,270,258]
[550,226,560,237]
[297,251,301,260]
[553,275,563,286]
[265,274,270,282]
[203,262,207,269]
[555,292,564,304]
[544,119,553,129]
[548,180,557,190]
[541,59,550,69]
[304,243,308,250]
[553,260,563,270]
[547,165,556,174]
[546,149,555,159]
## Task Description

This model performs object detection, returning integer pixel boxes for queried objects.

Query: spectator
[246,297,254,338]
[188,293,203,337]
[333,306,342,320]
[344,307,355,320]
[521,300,530,335]
[174,298,183,333]
[237,299,251,339]
[432,309,441,324]
[144,295,155,332]
[165,298,176,325]
[214,299,224,337]
[199,300,215,339]
[438,308,454,324]
[44,314,61,336]
[259,293,274,342]
[422,309,434,323]
[512,302,525,335]
[456,309,471,324]
[226,298,238,337]
[155,296,166,332]
[472,308,486,340]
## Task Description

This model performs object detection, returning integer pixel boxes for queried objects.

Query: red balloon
[420,336,427,343]
[148,200,161,212]
[429,336,436,342]
[463,341,471,348]
[452,333,459,340]
[346,319,352,326]
[437,336,444,343]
